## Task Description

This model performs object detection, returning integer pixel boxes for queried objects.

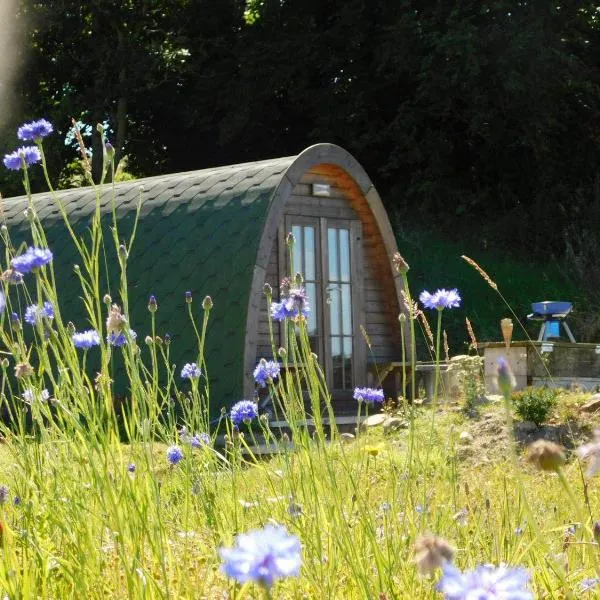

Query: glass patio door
[285,217,361,392]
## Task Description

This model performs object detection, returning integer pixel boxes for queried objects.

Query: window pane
[328,228,338,281]
[306,282,317,334]
[292,225,302,275]
[304,227,315,281]
[341,283,352,335]
[331,337,343,389]
[339,228,350,282]
[343,337,353,388]
[329,286,341,336]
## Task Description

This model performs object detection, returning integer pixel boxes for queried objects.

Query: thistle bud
[526,440,566,471]
[202,295,213,311]
[392,252,410,274]
[185,291,192,304]
[263,283,272,298]
[148,295,157,313]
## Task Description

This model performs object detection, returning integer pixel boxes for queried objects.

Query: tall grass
[0,126,596,598]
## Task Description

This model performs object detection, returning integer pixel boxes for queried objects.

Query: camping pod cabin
[1,144,407,416]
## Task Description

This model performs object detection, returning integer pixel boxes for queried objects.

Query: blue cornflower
[419,289,461,311]
[72,329,101,349]
[11,247,53,273]
[0,485,8,505]
[166,445,184,465]
[230,400,259,425]
[24,301,54,326]
[181,362,201,379]
[106,329,137,347]
[127,463,136,473]
[13,496,21,506]
[220,524,302,588]
[189,433,211,448]
[270,286,310,321]
[353,387,385,404]
[253,359,280,387]
[3,146,41,170]
[17,119,54,142]
[580,578,600,594]
[438,563,532,599]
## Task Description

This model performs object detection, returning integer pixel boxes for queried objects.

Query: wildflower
[127,463,136,473]
[496,358,516,396]
[353,387,385,404]
[392,252,410,274]
[166,445,184,465]
[72,330,101,349]
[230,400,259,425]
[22,388,50,404]
[526,440,565,471]
[24,301,54,326]
[438,563,532,599]
[105,142,115,159]
[13,496,20,506]
[189,433,210,448]
[253,359,280,387]
[181,363,201,379]
[3,146,41,170]
[106,329,137,347]
[414,534,455,575]
[220,524,302,588]
[419,289,461,311]
[0,292,4,315]
[106,304,127,334]
[581,578,600,594]
[0,486,8,505]
[17,118,53,142]
[14,362,33,379]
[185,290,192,304]
[270,286,310,321]
[148,295,157,313]
[11,247,53,274]
[1,269,23,284]
[577,429,600,477]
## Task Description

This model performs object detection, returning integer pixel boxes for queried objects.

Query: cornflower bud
[164,333,171,346]
[392,252,410,274]
[202,295,213,311]
[263,283,272,298]
[148,295,157,313]
[294,272,303,286]
[105,142,115,160]
[278,347,287,358]
[0,359,9,369]
[144,335,153,345]
[103,294,112,305]
[96,123,104,135]
[66,321,76,335]
[496,357,516,397]
[10,313,21,332]
[286,232,295,247]
[118,244,128,262]
[185,291,192,304]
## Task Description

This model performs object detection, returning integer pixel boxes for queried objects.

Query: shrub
[512,386,558,426]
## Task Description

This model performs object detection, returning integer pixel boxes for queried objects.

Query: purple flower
[419,289,461,311]
[181,362,201,379]
[17,119,54,142]
[353,387,385,404]
[230,400,259,425]
[0,291,5,315]
[496,357,516,397]
[3,146,41,170]
[127,463,136,473]
[24,301,54,325]
[581,578,600,594]
[577,429,600,477]
[220,524,302,588]
[438,563,532,599]
[107,329,137,347]
[270,287,310,321]
[189,433,210,448]
[166,445,184,465]
[72,329,101,349]
[253,359,280,387]
[0,485,8,505]
[11,247,53,273]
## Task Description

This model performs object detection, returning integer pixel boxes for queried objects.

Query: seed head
[526,440,565,471]
[414,534,455,575]
[14,362,33,379]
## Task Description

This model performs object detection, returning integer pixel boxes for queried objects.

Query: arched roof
[1,144,401,413]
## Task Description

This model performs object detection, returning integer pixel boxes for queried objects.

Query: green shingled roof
[1,156,296,415]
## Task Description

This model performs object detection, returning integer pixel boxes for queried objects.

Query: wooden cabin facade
[2,144,406,415]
